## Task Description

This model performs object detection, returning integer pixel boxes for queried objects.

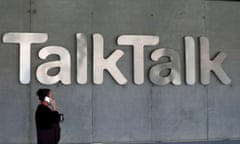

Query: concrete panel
[0,0,30,143]
[152,86,207,141]
[90,0,155,35]
[50,86,92,143]
[93,83,151,142]
[0,0,29,31]
[206,1,240,140]
[0,86,30,143]
[31,0,94,36]
[151,0,207,141]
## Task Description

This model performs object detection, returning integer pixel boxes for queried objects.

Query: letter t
[3,33,48,84]
[118,35,159,85]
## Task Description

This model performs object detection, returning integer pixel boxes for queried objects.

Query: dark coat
[35,104,61,144]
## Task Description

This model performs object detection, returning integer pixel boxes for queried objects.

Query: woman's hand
[49,99,57,111]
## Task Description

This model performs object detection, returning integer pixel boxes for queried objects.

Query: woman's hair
[36,88,51,101]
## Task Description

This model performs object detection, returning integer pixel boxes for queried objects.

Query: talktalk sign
[2,33,231,85]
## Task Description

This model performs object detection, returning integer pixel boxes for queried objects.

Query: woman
[35,88,61,144]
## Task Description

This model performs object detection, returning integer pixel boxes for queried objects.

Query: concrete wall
[0,0,240,143]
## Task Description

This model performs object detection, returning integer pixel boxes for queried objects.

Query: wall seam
[28,0,33,32]
[204,0,209,141]
[28,0,33,142]
[150,87,153,142]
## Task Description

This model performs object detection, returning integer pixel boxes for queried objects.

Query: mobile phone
[44,97,51,103]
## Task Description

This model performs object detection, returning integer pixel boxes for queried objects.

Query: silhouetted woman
[35,88,61,144]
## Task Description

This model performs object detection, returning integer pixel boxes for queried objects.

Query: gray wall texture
[0,0,240,144]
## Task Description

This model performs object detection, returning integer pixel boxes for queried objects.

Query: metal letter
[117,35,159,85]
[76,33,88,84]
[200,37,231,85]
[2,33,47,84]
[149,48,181,85]
[36,46,71,85]
[185,36,196,85]
[93,33,127,85]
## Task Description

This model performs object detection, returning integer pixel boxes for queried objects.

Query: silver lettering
[2,33,47,84]
[149,48,181,85]
[76,33,88,84]
[185,36,196,85]
[200,37,231,85]
[93,33,127,85]
[117,35,159,84]
[2,32,231,86]
[36,46,71,85]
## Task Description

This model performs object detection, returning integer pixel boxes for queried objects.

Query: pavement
[87,140,240,144]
